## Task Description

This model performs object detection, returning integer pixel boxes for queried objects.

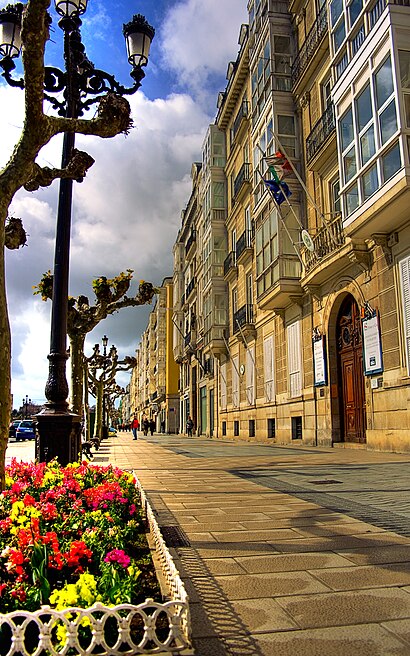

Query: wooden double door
[336,296,366,443]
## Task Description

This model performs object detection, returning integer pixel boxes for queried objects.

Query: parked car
[9,420,21,439]
[15,420,36,441]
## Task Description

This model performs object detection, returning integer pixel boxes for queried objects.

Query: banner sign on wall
[362,311,383,376]
[313,334,328,387]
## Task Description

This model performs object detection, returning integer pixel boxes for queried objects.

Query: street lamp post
[22,395,31,419]
[101,334,109,441]
[0,2,154,464]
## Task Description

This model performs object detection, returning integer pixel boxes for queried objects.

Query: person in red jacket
[131,415,139,440]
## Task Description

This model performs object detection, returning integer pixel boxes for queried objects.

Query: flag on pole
[265,151,293,177]
[263,179,292,206]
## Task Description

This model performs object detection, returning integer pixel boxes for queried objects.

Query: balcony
[291,3,328,90]
[185,277,196,300]
[203,326,228,356]
[223,251,238,280]
[185,230,196,257]
[257,256,302,313]
[306,104,336,166]
[233,163,251,203]
[232,100,249,142]
[236,228,254,263]
[233,304,256,341]
[302,213,346,275]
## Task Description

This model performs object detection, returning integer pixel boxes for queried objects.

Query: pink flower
[104,549,131,568]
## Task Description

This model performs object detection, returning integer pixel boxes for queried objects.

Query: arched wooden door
[336,296,366,443]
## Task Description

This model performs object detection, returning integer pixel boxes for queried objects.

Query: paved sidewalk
[104,432,410,655]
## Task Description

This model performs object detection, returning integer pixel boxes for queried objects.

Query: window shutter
[232,356,240,408]
[246,346,255,405]
[263,335,275,401]
[287,320,302,397]
[220,363,227,410]
[400,256,410,375]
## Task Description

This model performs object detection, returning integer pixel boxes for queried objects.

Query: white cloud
[160,0,248,98]
[2,0,249,410]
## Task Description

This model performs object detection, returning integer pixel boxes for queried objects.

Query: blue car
[15,420,36,441]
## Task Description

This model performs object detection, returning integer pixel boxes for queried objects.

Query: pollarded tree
[34,271,155,421]
[0,0,150,488]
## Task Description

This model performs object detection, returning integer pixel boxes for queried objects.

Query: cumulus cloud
[2,0,249,408]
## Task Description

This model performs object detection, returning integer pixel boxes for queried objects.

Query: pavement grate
[92,456,109,462]
[311,479,343,485]
[160,525,191,548]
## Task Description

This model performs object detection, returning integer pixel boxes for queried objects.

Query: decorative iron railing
[185,278,195,298]
[233,304,254,335]
[306,104,336,162]
[232,100,249,141]
[236,229,253,260]
[185,231,196,254]
[291,3,328,89]
[303,213,345,273]
[223,251,237,277]
[233,163,251,200]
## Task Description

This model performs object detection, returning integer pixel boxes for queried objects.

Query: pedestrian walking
[186,416,194,437]
[131,415,139,440]
[142,417,149,436]
[149,419,155,436]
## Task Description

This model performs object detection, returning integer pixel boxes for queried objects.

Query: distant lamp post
[22,395,31,419]
[101,334,109,440]
[0,2,154,464]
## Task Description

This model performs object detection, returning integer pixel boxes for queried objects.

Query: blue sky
[1,0,248,408]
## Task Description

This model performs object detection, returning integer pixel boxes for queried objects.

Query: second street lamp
[102,335,109,441]
[0,2,154,464]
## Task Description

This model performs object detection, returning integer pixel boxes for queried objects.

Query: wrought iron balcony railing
[185,230,196,255]
[236,228,254,260]
[291,3,328,89]
[233,304,254,335]
[233,163,251,200]
[185,278,195,299]
[232,100,249,141]
[303,213,345,273]
[306,104,336,163]
[223,251,237,277]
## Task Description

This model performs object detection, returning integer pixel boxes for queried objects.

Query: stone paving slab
[106,433,410,655]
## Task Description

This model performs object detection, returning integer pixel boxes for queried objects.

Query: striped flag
[265,151,293,178]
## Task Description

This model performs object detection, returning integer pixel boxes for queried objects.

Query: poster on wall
[362,311,383,376]
[313,335,328,387]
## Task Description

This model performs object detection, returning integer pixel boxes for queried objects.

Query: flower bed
[0,460,191,654]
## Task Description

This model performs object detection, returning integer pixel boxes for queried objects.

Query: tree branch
[24,150,95,191]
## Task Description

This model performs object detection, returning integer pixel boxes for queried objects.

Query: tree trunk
[94,379,104,440]
[0,219,12,490]
[70,333,86,418]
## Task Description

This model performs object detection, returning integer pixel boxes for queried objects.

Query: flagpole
[256,170,303,266]
[267,131,339,247]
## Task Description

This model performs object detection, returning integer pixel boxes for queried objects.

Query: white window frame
[232,356,240,408]
[287,319,303,398]
[263,335,275,402]
[246,346,255,405]
[399,255,410,376]
[220,362,227,410]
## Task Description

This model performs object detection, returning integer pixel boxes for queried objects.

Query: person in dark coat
[149,419,155,436]
[142,417,149,436]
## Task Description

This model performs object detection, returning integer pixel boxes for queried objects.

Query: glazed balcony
[291,3,328,90]
[306,104,336,166]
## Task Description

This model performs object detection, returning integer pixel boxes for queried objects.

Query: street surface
[144,436,410,538]
[6,438,35,465]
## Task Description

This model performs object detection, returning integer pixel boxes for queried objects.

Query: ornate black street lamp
[22,395,31,419]
[101,334,109,440]
[0,2,154,464]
